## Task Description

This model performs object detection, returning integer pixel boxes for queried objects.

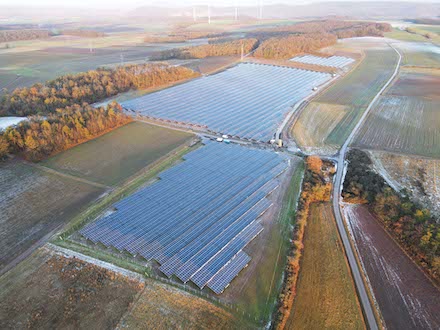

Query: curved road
[332,43,401,330]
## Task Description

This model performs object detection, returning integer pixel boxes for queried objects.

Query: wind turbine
[259,0,263,19]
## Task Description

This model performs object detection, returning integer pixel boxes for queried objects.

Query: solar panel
[121,63,331,141]
[80,142,288,293]
[290,55,355,68]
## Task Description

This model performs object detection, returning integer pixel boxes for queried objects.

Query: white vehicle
[222,134,229,139]
[312,86,318,91]
[216,137,224,142]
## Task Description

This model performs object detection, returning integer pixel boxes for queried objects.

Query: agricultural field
[369,151,440,216]
[0,161,104,273]
[395,41,440,68]
[354,69,440,158]
[0,36,207,93]
[287,203,364,329]
[292,44,398,153]
[344,204,440,330]
[0,247,245,329]
[42,121,194,186]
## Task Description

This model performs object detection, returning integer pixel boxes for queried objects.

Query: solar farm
[80,141,289,294]
[121,63,332,141]
[290,55,355,68]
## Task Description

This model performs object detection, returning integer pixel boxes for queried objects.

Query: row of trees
[0,29,50,43]
[0,102,131,161]
[151,38,259,60]
[274,156,334,329]
[0,63,199,116]
[343,149,440,280]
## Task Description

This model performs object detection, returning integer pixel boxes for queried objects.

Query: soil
[344,204,440,330]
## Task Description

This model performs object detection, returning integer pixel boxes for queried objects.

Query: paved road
[332,43,402,330]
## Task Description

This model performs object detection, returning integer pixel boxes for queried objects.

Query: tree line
[253,33,337,60]
[0,29,50,43]
[274,156,334,329]
[343,149,439,280]
[0,63,199,160]
[0,63,199,117]
[0,102,131,161]
[249,20,391,59]
[151,38,259,60]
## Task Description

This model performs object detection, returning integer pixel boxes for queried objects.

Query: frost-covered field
[0,161,103,271]
[344,204,440,330]
[354,95,440,158]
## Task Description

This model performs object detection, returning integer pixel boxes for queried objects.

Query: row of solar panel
[121,63,331,141]
[290,54,355,68]
[80,141,288,293]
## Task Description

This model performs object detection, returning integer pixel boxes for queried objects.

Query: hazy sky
[1,0,439,9]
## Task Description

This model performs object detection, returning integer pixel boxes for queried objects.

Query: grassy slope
[42,121,193,186]
[234,160,305,322]
[287,203,365,330]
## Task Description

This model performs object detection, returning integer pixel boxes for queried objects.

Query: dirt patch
[369,151,440,216]
[344,204,440,330]
[182,55,240,74]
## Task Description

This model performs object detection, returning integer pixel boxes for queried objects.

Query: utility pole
[208,3,211,24]
[241,43,244,61]
[120,54,124,66]
[193,6,197,22]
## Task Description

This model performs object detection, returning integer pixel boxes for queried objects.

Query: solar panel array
[121,63,331,141]
[80,141,288,293]
[290,55,355,68]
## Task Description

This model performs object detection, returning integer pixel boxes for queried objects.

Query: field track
[333,43,402,330]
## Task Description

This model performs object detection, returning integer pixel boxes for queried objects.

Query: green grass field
[286,203,364,329]
[42,121,194,186]
[232,160,304,322]
[292,47,398,152]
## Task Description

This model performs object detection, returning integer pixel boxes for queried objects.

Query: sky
[1,0,439,9]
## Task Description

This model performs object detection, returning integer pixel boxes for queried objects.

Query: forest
[343,149,440,281]
[0,102,131,161]
[151,38,258,60]
[253,33,337,60]
[0,63,199,116]
[0,29,50,43]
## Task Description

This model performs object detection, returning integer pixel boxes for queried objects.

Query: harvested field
[396,42,440,68]
[181,55,240,74]
[0,161,104,272]
[354,96,440,158]
[287,203,364,329]
[42,122,194,186]
[121,280,248,329]
[0,248,247,329]
[344,204,440,330]
[369,151,440,216]
[388,70,440,100]
[292,102,348,153]
[0,249,143,329]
